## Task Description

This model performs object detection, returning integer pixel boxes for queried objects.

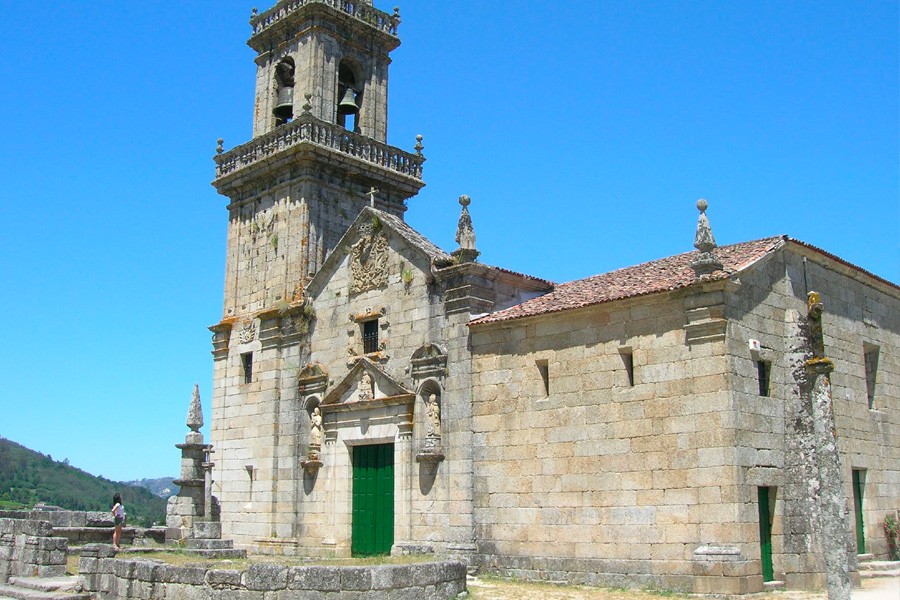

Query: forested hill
[0,437,167,526]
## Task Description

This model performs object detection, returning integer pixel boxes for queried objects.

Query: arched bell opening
[273,57,295,126]
[337,61,361,133]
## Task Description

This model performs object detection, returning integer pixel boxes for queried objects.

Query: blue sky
[0,1,896,482]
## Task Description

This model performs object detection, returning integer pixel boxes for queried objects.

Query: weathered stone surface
[244,563,288,590]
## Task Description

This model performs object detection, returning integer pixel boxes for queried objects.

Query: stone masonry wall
[469,289,752,593]
[466,243,898,594]
[79,545,466,600]
[0,518,68,582]
[725,246,900,588]
[213,221,475,554]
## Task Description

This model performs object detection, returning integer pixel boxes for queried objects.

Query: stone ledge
[79,556,467,599]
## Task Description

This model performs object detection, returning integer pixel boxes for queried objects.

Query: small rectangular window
[241,352,253,384]
[863,345,879,408]
[536,359,549,397]
[757,360,771,397]
[362,319,379,354]
[620,349,634,387]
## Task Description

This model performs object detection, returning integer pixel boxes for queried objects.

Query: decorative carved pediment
[297,362,329,396]
[321,358,414,409]
[410,343,448,379]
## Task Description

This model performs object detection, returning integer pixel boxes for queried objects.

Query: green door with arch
[351,443,394,556]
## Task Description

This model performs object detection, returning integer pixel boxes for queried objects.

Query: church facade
[206,1,899,594]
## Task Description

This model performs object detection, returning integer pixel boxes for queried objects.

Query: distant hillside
[123,477,178,499]
[0,437,167,526]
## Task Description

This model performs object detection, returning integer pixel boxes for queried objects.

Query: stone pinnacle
[187,383,203,433]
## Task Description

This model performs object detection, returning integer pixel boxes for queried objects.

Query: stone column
[166,385,211,541]
[802,292,852,600]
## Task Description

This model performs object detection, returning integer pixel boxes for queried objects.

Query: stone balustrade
[79,546,467,600]
[251,0,399,38]
[214,115,425,182]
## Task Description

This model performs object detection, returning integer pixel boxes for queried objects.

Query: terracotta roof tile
[469,236,787,326]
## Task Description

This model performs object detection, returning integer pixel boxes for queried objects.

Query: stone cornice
[248,0,400,53]
[213,115,425,199]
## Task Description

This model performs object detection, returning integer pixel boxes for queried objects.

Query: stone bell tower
[208,0,425,543]
[211,0,425,322]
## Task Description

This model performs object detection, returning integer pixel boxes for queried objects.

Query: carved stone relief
[238,320,257,344]
[350,230,390,294]
[357,371,374,402]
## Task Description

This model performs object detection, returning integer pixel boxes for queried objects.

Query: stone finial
[251,7,258,18]
[187,384,203,432]
[414,134,424,157]
[302,93,312,114]
[390,7,401,33]
[690,199,723,276]
[216,139,224,154]
[451,194,480,263]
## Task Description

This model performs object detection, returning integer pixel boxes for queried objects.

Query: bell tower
[208,2,425,544]
[212,0,425,321]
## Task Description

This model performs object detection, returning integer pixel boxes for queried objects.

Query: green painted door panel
[758,487,774,582]
[352,444,394,556]
[852,470,865,554]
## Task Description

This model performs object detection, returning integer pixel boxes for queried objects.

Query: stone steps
[0,576,90,600]
[857,554,900,579]
[858,559,900,578]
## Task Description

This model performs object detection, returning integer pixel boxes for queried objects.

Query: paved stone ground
[466,575,900,600]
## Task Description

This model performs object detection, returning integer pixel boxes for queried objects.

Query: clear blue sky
[0,1,896,482]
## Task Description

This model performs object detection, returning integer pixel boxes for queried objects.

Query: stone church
[202,0,898,594]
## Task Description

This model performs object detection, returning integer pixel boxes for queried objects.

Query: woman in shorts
[111,493,125,550]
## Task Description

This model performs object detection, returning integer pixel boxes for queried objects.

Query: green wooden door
[852,470,866,554]
[351,444,394,556]
[757,487,774,582]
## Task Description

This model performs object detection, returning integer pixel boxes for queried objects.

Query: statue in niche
[309,407,323,447]
[358,371,373,402]
[426,394,441,439]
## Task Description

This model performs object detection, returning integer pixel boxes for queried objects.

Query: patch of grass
[66,554,79,575]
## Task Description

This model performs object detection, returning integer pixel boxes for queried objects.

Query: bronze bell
[337,87,358,115]
[273,85,294,121]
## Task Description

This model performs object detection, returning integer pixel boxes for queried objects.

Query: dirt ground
[466,575,900,600]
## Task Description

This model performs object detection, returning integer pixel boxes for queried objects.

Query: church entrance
[351,443,394,556]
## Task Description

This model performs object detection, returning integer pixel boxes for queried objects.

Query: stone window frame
[619,347,635,387]
[241,351,253,384]
[863,343,879,409]
[362,318,379,354]
[535,359,550,398]
[757,360,772,397]
[349,307,387,357]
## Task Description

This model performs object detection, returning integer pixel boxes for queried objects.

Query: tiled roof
[469,236,787,326]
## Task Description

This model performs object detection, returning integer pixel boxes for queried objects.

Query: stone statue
[806,291,827,361]
[309,407,323,447]
[359,371,373,401]
[426,394,441,438]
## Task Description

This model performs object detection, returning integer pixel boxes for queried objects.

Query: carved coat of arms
[349,230,389,294]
